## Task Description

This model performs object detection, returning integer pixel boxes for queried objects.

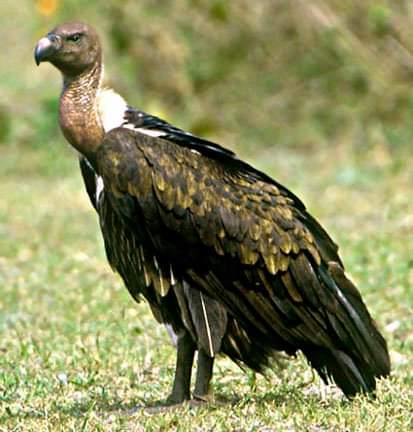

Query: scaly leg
[166,330,196,404]
[193,348,214,401]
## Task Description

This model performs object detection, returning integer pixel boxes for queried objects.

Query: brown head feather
[41,21,102,78]
[35,22,104,160]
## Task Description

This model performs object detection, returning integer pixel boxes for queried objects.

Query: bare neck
[59,62,104,161]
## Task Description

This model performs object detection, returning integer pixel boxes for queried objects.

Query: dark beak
[34,34,60,65]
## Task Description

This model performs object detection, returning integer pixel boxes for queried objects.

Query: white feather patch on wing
[95,175,104,205]
[97,88,128,132]
[122,122,168,137]
[200,292,214,357]
[131,127,167,137]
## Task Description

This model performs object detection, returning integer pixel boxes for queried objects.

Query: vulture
[34,22,390,404]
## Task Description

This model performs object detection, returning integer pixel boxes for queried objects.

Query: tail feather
[323,262,390,379]
[302,262,391,397]
[303,346,376,397]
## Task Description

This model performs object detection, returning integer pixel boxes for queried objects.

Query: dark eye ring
[68,33,82,42]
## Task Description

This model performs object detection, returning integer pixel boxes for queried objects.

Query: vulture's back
[95,127,390,397]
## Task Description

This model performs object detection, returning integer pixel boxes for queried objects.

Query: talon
[192,394,212,403]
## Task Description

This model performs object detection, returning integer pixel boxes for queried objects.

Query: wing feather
[97,127,390,396]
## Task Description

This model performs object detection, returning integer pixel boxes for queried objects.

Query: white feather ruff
[97,88,167,138]
[97,88,128,132]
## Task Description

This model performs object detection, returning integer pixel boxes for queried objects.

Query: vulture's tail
[304,262,390,397]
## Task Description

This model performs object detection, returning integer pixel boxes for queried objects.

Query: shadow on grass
[1,393,235,422]
[54,385,348,417]
[47,394,240,417]
[1,384,350,423]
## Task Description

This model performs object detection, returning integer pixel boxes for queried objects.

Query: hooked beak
[34,34,60,65]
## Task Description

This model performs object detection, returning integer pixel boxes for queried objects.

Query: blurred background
[2,0,413,171]
[0,1,412,428]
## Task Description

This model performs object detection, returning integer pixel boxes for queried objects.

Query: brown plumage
[35,21,390,404]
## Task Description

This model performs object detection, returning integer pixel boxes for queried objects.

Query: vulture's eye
[68,33,82,43]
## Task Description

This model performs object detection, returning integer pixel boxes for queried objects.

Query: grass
[0,142,412,431]
[2,1,413,429]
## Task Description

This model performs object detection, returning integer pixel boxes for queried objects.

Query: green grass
[0,144,412,431]
[2,1,413,429]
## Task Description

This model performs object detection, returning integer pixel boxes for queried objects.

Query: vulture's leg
[193,348,214,401]
[166,330,196,404]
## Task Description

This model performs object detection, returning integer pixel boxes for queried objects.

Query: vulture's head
[34,22,101,77]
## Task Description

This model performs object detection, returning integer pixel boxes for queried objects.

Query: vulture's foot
[164,391,191,406]
[141,398,206,414]
[191,394,213,405]
[141,402,185,413]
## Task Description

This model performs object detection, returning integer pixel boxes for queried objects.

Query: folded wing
[97,126,390,397]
